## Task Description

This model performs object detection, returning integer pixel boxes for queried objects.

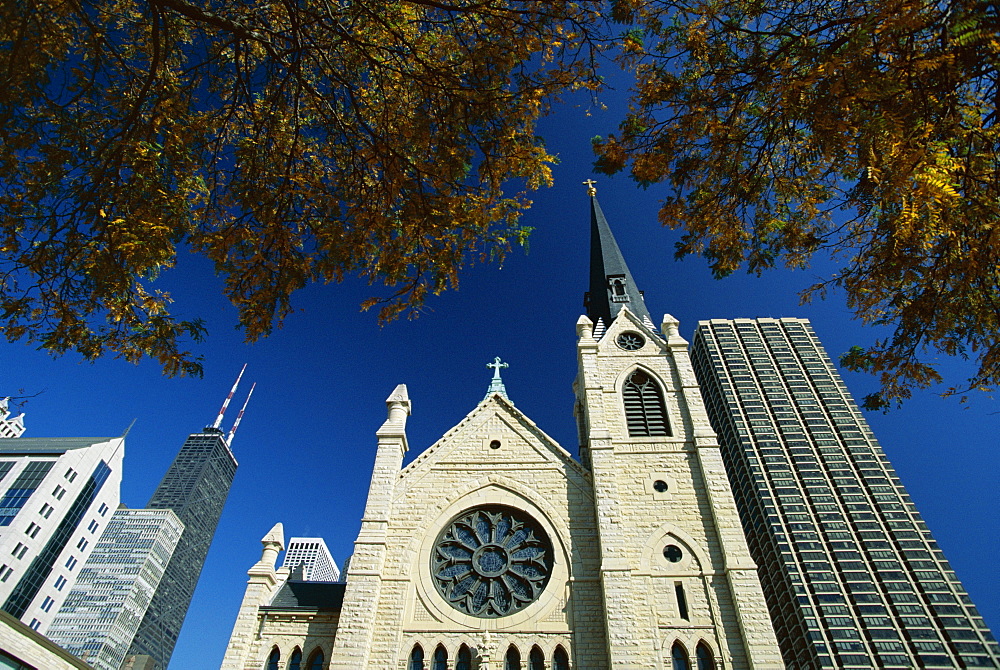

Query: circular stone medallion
[432,506,553,618]
[616,331,646,351]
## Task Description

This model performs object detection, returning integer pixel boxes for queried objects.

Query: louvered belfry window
[624,370,671,436]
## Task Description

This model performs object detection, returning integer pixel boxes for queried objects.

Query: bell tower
[574,186,782,669]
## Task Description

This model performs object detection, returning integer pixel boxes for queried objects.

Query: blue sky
[4,96,998,668]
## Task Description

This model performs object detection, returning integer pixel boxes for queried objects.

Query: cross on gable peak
[487,357,509,375]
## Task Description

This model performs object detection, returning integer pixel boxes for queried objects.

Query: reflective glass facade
[2,461,111,619]
[126,429,237,669]
[691,318,1000,669]
[0,462,54,526]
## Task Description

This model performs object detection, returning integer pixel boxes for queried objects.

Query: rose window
[432,506,553,618]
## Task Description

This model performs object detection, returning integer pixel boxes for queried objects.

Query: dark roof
[264,580,346,610]
[586,196,653,328]
[0,436,118,455]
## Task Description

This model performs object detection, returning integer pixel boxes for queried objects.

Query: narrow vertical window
[433,645,447,670]
[456,645,472,670]
[696,642,715,670]
[675,582,689,620]
[288,648,302,670]
[671,642,689,670]
[505,645,521,670]
[409,645,425,670]
[623,370,670,437]
[266,648,280,670]
[307,649,324,670]
[553,646,570,670]
[530,645,545,670]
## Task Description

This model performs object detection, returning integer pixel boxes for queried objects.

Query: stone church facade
[220,194,782,670]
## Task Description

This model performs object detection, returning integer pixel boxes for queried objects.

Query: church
[219,188,784,669]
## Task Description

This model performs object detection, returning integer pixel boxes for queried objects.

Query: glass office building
[47,508,183,670]
[125,429,238,669]
[281,538,340,583]
[691,318,999,669]
[0,437,123,633]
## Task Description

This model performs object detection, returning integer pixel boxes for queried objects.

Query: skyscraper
[280,538,340,582]
[123,371,252,670]
[691,317,1000,668]
[0,436,123,633]
[47,508,184,670]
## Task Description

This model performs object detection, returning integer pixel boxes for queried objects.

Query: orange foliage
[597,0,1000,408]
[0,0,603,375]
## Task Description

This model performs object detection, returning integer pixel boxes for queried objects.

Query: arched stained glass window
[433,645,448,670]
[529,645,545,670]
[266,648,280,670]
[671,642,689,670]
[623,370,671,437]
[409,644,425,670]
[288,648,302,670]
[505,645,521,670]
[696,642,715,670]
[553,645,569,670]
[456,645,473,670]
[307,648,325,670]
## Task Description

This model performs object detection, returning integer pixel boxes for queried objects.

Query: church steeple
[584,184,654,331]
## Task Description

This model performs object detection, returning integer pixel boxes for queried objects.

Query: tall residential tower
[691,318,1000,669]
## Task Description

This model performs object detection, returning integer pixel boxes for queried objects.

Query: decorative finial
[583,179,597,197]
[484,357,511,402]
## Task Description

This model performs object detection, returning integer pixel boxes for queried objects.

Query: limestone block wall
[243,611,338,670]
[220,575,281,670]
[221,525,287,670]
[343,398,608,669]
[328,387,409,670]
[0,610,92,669]
[576,310,782,669]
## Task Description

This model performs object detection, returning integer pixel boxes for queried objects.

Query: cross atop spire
[584,194,653,330]
[484,357,511,402]
[583,179,598,196]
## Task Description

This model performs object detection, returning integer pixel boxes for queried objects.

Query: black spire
[585,191,653,329]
